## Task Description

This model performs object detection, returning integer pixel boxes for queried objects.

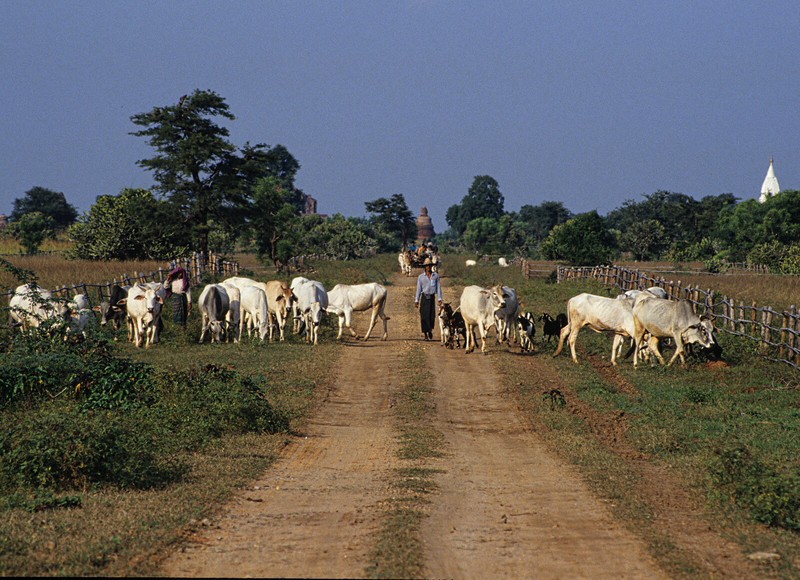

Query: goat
[517,312,536,352]
[539,312,567,344]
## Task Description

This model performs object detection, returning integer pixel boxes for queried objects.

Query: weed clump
[710,444,800,531]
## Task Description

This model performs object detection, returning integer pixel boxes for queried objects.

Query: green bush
[0,402,179,491]
[0,329,155,411]
[150,366,289,452]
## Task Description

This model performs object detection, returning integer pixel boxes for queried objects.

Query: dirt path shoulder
[159,273,671,578]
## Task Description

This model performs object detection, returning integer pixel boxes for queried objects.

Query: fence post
[760,309,772,354]
[792,306,798,363]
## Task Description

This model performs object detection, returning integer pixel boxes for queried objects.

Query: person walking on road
[414,257,443,341]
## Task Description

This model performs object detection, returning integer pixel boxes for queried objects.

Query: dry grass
[617,262,800,312]
[0,255,167,292]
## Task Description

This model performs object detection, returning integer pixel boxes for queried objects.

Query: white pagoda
[758,157,780,203]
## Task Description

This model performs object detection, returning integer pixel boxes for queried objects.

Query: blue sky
[2,1,798,233]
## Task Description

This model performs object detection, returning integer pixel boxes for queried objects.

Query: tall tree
[446,175,505,236]
[130,90,299,254]
[248,177,301,269]
[364,194,417,249]
[11,186,77,230]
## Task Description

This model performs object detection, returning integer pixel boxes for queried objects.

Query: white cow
[493,285,519,345]
[293,278,328,345]
[498,257,509,267]
[290,276,310,334]
[66,293,93,337]
[8,284,70,331]
[326,282,389,341]
[632,296,716,367]
[465,259,477,267]
[554,292,638,366]
[121,283,164,348]
[238,285,270,341]
[458,285,508,354]
[222,276,293,342]
[198,284,230,344]
[219,281,241,343]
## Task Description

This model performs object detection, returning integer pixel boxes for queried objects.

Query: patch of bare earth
[157,271,754,578]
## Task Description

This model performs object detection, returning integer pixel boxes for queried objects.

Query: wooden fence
[2,251,239,308]
[552,264,800,370]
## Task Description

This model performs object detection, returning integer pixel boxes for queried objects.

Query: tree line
[4,88,800,272]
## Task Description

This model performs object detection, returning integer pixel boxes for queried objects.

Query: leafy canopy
[11,186,78,230]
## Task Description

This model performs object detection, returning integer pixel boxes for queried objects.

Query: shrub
[0,329,155,411]
[150,366,289,452]
[0,402,179,490]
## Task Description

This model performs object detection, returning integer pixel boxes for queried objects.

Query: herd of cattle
[7,275,721,366]
[437,283,721,365]
[6,277,390,350]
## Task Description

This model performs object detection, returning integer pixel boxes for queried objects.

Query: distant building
[416,206,435,242]
[301,192,317,215]
[0,214,7,229]
[759,157,780,203]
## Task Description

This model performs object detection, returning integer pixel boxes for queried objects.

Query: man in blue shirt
[414,257,443,340]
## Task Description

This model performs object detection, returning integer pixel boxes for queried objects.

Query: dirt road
[158,273,690,578]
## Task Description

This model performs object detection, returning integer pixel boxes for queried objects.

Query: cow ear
[92,305,101,312]
[156,297,163,304]
[117,298,127,306]
[276,295,283,302]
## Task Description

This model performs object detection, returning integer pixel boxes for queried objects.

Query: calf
[438,302,453,347]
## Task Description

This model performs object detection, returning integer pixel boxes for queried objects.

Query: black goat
[539,312,567,344]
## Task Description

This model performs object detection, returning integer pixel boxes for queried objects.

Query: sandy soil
[158,271,754,579]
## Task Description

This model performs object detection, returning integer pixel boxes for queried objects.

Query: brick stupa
[416,207,435,242]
